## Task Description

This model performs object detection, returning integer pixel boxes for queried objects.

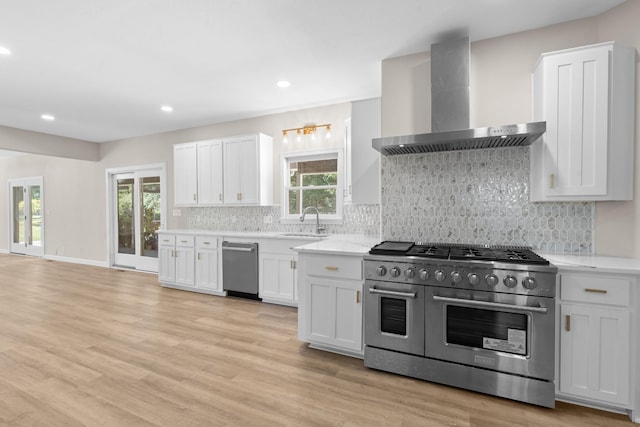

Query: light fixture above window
[282,123,331,144]
[41,114,55,121]
[276,80,291,88]
[161,105,173,113]
[0,46,11,55]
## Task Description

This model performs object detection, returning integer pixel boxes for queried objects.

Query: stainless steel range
[363,241,558,408]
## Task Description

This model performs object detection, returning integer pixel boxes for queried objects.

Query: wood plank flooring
[0,253,634,426]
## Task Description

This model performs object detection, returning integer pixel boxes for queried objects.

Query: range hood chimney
[373,37,545,155]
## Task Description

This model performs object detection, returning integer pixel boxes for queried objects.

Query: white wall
[380,1,640,257]
[0,103,351,263]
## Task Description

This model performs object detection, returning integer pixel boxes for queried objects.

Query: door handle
[368,287,417,299]
[585,288,607,294]
[356,290,361,304]
[565,315,571,332]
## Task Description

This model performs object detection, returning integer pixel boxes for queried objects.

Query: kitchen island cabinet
[531,42,635,202]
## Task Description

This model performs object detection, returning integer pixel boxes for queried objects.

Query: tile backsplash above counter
[381,146,593,253]
[188,204,380,237]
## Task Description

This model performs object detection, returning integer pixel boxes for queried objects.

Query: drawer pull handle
[325,266,338,271]
[565,315,571,332]
[202,241,210,245]
[585,288,607,294]
[181,240,189,243]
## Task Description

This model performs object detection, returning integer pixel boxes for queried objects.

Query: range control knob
[504,275,518,288]
[522,277,537,290]
[485,274,499,287]
[451,271,462,284]
[468,273,480,285]
[404,268,415,279]
[376,266,387,276]
[434,270,446,282]
[419,269,429,280]
[389,267,401,278]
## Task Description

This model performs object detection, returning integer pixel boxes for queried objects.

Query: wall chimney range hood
[373,37,545,155]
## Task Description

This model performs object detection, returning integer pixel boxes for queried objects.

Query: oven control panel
[364,259,556,297]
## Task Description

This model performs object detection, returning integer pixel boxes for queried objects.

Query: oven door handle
[368,287,417,299]
[432,295,549,313]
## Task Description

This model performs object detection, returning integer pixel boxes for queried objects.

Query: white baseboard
[0,248,9,254]
[44,254,109,268]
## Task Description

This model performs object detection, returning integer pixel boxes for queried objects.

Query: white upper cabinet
[530,42,635,202]
[347,98,381,205]
[223,134,272,205]
[173,133,273,206]
[197,140,224,205]
[174,143,198,205]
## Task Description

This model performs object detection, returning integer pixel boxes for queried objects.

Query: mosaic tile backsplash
[381,147,594,253]
[188,204,380,236]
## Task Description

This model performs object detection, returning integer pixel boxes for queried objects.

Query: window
[282,151,343,222]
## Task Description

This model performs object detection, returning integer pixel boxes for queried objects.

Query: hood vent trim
[374,37,546,155]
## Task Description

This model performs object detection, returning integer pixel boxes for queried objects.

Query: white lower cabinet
[298,252,363,357]
[194,236,221,292]
[158,232,223,296]
[259,239,299,306]
[558,271,635,412]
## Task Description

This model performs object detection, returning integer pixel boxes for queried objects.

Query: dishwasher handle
[222,242,258,252]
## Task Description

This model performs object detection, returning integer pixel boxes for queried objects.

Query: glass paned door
[9,177,44,257]
[112,170,162,272]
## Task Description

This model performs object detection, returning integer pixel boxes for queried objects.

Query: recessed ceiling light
[276,80,291,88]
[161,105,173,113]
[41,114,55,121]
[0,46,10,55]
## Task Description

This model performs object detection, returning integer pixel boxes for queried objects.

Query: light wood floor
[0,254,634,426]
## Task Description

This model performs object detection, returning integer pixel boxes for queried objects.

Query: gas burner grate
[407,244,450,259]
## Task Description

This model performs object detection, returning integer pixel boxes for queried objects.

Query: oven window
[446,306,528,355]
[380,297,407,336]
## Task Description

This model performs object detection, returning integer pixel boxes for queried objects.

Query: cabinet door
[195,248,219,291]
[197,140,223,205]
[539,47,609,198]
[260,253,295,302]
[305,276,362,352]
[158,245,175,283]
[175,246,195,286]
[560,303,630,405]
[223,136,258,204]
[174,144,198,205]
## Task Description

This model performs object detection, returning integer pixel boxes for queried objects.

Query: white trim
[8,176,45,257]
[44,254,109,268]
[281,149,344,223]
[0,248,9,254]
[105,163,167,271]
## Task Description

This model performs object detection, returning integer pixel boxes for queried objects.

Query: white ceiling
[0,0,626,143]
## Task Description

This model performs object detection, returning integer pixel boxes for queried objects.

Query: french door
[110,166,165,272]
[9,177,44,257]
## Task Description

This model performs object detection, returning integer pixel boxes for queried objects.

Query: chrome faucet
[300,206,326,235]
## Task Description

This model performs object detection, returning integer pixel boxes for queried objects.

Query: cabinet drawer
[158,234,176,246]
[561,274,631,306]
[196,236,218,249]
[306,254,362,281]
[175,235,195,247]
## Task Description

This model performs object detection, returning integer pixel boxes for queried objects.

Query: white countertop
[159,229,382,253]
[294,235,381,256]
[541,252,640,275]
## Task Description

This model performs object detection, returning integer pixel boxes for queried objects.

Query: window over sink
[282,150,343,223]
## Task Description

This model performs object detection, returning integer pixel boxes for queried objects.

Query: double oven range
[363,241,558,408]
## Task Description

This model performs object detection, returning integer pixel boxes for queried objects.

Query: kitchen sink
[279,232,329,238]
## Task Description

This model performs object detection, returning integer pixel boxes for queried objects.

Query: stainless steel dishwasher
[222,241,259,299]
